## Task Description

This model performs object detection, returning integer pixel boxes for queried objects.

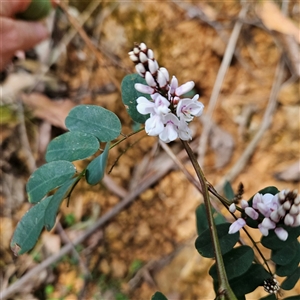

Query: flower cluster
[128,43,204,143]
[228,190,300,241]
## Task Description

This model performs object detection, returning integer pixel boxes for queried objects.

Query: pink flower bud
[229,203,236,213]
[258,223,269,236]
[245,207,259,220]
[148,59,158,74]
[147,49,154,59]
[283,201,291,211]
[169,76,178,94]
[135,63,146,76]
[134,83,155,94]
[145,71,157,87]
[261,218,276,229]
[157,70,167,88]
[241,200,249,209]
[274,227,288,241]
[175,81,195,96]
[284,213,294,226]
[252,193,263,209]
[277,206,286,217]
[228,218,246,234]
[139,52,148,63]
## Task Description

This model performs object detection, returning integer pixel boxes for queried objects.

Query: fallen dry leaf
[256,1,300,44]
[21,93,75,129]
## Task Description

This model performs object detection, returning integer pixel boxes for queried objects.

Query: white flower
[176,95,204,122]
[229,218,246,234]
[178,117,192,140]
[159,114,179,143]
[253,193,280,218]
[136,95,170,116]
[145,114,164,136]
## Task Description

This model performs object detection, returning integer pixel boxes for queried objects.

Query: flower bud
[133,46,140,54]
[169,76,178,95]
[147,49,154,59]
[139,42,147,51]
[289,203,299,215]
[134,83,155,94]
[261,218,276,229]
[283,200,291,211]
[277,206,286,217]
[157,70,167,88]
[270,210,280,223]
[139,52,148,63]
[159,67,169,82]
[245,207,259,220]
[228,218,245,234]
[294,195,300,205]
[129,53,139,62]
[284,213,294,226]
[145,71,157,87]
[175,81,195,96]
[135,63,146,76]
[241,200,249,209]
[274,227,288,241]
[229,203,236,213]
[148,59,158,74]
[292,214,300,227]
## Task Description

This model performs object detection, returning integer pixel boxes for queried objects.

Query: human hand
[0,0,50,71]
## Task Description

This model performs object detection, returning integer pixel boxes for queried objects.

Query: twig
[198,2,249,165]
[217,55,286,190]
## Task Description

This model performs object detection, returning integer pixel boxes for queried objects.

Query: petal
[228,218,246,234]
[148,59,158,74]
[274,227,288,241]
[241,200,249,209]
[245,207,259,220]
[261,218,276,229]
[175,81,195,96]
[145,115,164,136]
[159,123,178,143]
[159,67,169,82]
[145,71,156,87]
[135,83,154,94]
[169,76,178,95]
[258,224,269,236]
[136,97,155,114]
[252,193,263,209]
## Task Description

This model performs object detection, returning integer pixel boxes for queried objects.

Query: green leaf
[228,264,271,297]
[223,180,235,200]
[10,196,53,255]
[209,246,254,281]
[86,142,110,185]
[121,74,150,124]
[45,132,99,162]
[276,243,300,276]
[283,296,300,300]
[195,204,226,235]
[26,161,76,203]
[44,177,80,231]
[195,223,239,258]
[151,291,168,300]
[281,267,300,290]
[261,226,300,250]
[65,105,121,142]
[271,240,298,266]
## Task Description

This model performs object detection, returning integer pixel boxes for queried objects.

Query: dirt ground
[1,1,299,300]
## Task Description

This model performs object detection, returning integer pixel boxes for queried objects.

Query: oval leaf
[276,243,300,276]
[195,223,239,258]
[46,132,99,162]
[228,264,271,297]
[271,240,298,266]
[44,177,79,231]
[196,203,226,236]
[26,161,76,203]
[65,105,121,142]
[86,142,110,185]
[121,74,150,124]
[151,292,168,300]
[10,196,53,255]
[281,267,300,290]
[209,246,254,281]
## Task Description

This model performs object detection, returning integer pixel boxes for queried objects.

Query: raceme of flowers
[228,189,300,241]
[128,43,204,143]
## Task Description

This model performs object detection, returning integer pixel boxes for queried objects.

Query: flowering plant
[7,42,299,300]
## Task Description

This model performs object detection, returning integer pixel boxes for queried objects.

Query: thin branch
[198,2,249,165]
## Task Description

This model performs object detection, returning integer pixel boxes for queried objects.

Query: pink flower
[176,95,204,122]
[159,114,180,143]
[229,218,246,234]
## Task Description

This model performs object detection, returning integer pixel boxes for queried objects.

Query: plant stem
[181,140,237,300]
